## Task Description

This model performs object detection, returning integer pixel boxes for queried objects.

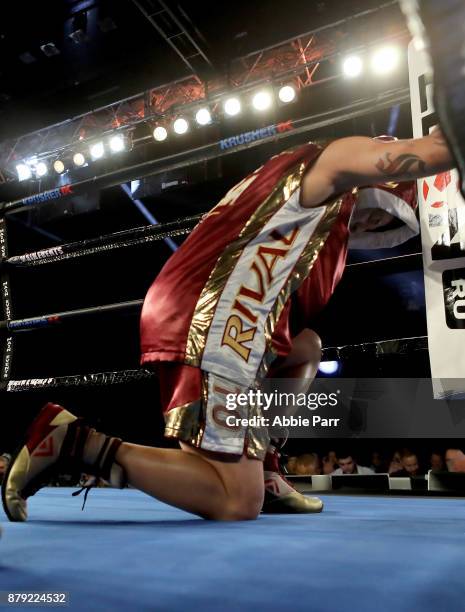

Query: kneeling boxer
[2,127,454,521]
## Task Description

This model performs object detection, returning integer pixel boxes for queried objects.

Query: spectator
[327,450,338,465]
[390,451,422,477]
[430,451,445,472]
[445,448,465,473]
[388,450,403,475]
[370,451,384,473]
[285,456,298,475]
[331,451,374,475]
[294,453,321,476]
[0,453,11,484]
[322,455,337,475]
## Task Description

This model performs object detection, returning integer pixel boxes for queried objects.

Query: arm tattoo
[375,152,426,177]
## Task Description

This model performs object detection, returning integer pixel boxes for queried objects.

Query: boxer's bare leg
[261,329,324,513]
[115,442,264,521]
[3,402,264,522]
[266,328,322,428]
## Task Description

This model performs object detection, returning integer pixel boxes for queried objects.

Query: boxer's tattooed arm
[375,152,426,178]
[431,128,448,147]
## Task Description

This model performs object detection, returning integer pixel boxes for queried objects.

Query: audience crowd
[1,447,465,486]
[284,447,465,477]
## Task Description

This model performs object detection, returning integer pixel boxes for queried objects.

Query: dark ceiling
[0,0,402,138]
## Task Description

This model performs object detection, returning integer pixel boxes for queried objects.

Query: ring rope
[2,368,155,392]
[2,214,202,268]
[0,300,143,332]
[1,336,429,392]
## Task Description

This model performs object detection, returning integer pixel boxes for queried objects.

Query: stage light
[73,152,86,167]
[90,141,105,160]
[173,118,189,134]
[153,126,168,141]
[224,97,241,116]
[53,160,66,174]
[195,107,212,125]
[318,361,340,375]
[342,55,363,78]
[35,161,48,177]
[252,90,272,111]
[371,46,400,75]
[109,135,125,153]
[278,85,296,103]
[16,163,32,181]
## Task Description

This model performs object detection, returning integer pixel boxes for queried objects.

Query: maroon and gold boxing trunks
[158,362,269,460]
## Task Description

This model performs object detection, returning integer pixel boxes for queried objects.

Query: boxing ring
[1,102,464,612]
[3,3,465,607]
[1,489,465,611]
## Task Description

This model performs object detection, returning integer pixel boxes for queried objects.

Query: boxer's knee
[217,489,263,521]
[289,328,322,367]
[300,328,322,363]
[214,458,264,521]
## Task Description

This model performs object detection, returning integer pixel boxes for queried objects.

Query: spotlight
[224,97,241,116]
[173,118,189,135]
[90,142,105,160]
[109,135,125,153]
[16,163,32,181]
[252,90,272,111]
[73,152,86,167]
[35,162,48,177]
[195,107,212,126]
[318,361,340,375]
[53,160,66,174]
[278,85,296,103]
[342,55,363,78]
[371,46,400,75]
[153,126,168,142]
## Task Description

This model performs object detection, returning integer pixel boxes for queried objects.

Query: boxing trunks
[140,142,355,458]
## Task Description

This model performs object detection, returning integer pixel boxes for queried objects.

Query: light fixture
[109,135,125,153]
[35,161,48,177]
[153,126,168,141]
[195,107,212,125]
[278,85,296,103]
[73,152,86,167]
[342,55,363,78]
[90,142,105,160]
[370,46,400,75]
[173,117,189,135]
[53,160,66,174]
[224,97,241,116]
[16,163,32,181]
[252,90,272,111]
[318,361,340,375]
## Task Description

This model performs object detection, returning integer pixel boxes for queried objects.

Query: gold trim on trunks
[163,371,210,446]
[185,162,307,366]
[164,399,203,445]
[256,194,347,384]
